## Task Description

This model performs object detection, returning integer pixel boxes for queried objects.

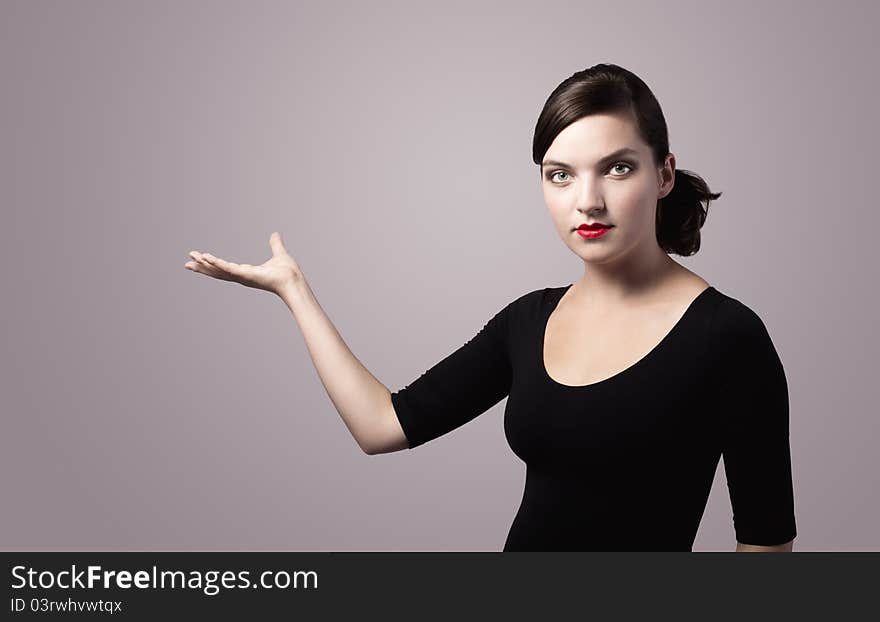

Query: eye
[546,161,635,184]
[609,161,634,176]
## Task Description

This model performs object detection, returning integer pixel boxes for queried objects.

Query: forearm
[735,539,794,552]
[277,277,392,454]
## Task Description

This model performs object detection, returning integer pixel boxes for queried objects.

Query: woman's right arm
[186,232,407,455]
[278,277,409,455]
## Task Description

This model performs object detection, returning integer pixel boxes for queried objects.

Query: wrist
[277,275,311,307]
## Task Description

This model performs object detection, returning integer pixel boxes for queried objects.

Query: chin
[571,246,612,260]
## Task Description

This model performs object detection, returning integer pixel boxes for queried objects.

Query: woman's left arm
[736,538,794,552]
[714,298,798,552]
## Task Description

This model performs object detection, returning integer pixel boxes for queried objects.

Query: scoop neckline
[540,283,716,390]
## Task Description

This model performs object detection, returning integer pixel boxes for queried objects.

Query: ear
[658,153,676,199]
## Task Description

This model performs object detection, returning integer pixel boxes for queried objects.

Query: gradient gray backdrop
[2,0,876,551]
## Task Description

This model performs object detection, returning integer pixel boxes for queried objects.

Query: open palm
[184,231,301,294]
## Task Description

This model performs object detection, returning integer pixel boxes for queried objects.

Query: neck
[574,245,681,307]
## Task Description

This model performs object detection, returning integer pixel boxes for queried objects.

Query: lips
[576,223,613,231]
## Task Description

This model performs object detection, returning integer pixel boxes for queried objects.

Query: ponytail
[656,168,722,256]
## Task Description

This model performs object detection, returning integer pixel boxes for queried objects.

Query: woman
[184,63,796,553]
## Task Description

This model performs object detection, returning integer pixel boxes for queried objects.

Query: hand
[184,231,303,295]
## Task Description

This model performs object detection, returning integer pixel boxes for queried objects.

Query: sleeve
[714,298,797,546]
[390,299,514,450]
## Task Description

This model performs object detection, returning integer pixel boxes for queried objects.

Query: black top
[390,284,797,551]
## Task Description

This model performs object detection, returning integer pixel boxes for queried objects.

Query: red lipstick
[575,222,614,239]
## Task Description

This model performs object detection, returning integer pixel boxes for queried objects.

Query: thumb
[268,231,287,256]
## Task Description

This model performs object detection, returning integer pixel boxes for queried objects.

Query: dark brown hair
[533,63,721,256]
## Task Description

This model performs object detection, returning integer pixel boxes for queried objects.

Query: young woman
[184,63,796,553]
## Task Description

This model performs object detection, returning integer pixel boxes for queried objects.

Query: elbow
[359,401,411,455]
[359,437,379,456]
[358,431,391,455]
[361,438,409,455]
[356,424,384,454]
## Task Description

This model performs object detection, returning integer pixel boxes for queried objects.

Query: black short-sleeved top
[390,284,797,551]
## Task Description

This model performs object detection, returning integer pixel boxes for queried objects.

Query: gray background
[2,0,876,551]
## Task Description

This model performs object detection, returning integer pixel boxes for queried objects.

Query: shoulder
[497,284,562,316]
[710,290,771,342]
[487,285,567,337]
[709,290,790,430]
[709,289,784,369]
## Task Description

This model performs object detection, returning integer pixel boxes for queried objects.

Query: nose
[574,179,605,215]
[578,205,607,219]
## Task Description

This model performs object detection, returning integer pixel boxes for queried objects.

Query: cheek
[545,203,569,230]
[611,179,651,202]
[541,191,559,211]
[614,186,656,219]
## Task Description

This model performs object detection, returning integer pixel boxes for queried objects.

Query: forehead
[544,113,644,161]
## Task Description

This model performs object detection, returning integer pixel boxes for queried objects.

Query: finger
[185,260,209,275]
[191,251,219,272]
[269,231,286,256]
[188,250,212,266]
[189,251,228,279]
[201,253,244,278]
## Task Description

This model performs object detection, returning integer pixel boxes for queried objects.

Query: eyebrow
[541,147,640,170]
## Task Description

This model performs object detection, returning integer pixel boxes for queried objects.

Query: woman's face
[541,112,674,266]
